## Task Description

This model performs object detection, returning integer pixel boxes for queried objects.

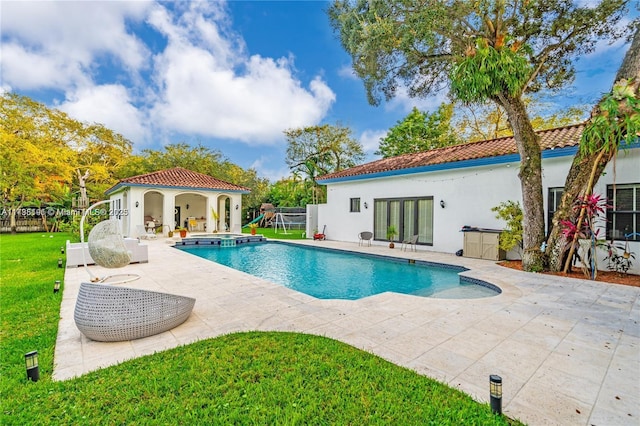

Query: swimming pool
[177,242,500,300]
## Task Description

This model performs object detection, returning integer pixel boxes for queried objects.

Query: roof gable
[106,167,250,194]
[317,123,585,183]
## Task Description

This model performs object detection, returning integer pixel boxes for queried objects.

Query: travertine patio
[55,238,640,425]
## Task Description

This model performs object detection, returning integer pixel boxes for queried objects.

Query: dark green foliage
[491,201,523,254]
[284,124,364,203]
[376,104,462,158]
[579,78,640,156]
[450,41,532,103]
[329,0,631,106]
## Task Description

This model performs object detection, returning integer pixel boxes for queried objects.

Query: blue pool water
[177,242,500,300]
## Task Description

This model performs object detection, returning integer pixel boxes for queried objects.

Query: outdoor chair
[80,200,140,284]
[137,225,157,240]
[401,234,419,251]
[74,282,195,342]
[358,231,373,246]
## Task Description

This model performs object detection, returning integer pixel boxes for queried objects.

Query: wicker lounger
[74,282,196,342]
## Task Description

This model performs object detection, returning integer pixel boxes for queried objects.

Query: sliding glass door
[373,197,433,245]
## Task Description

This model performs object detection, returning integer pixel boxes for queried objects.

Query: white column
[162,192,175,236]
[231,196,242,234]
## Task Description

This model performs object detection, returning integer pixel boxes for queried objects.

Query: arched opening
[175,193,207,231]
[143,191,164,232]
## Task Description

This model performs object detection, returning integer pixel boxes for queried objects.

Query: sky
[1,1,635,182]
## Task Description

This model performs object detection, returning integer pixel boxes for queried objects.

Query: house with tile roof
[105,167,250,237]
[315,124,640,274]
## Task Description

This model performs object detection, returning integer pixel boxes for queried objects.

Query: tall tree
[377,103,461,158]
[546,27,640,272]
[329,0,631,271]
[456,100,585,142]
[0,92,134,227]
[285,124,364,204]
[1,93,76,232]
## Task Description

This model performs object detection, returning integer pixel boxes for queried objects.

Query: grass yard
[0,232,522,425]
[242,226,307,240]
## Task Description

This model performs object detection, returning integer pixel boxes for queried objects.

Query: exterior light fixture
[440,200,446,209]
[54,280,61,293]
[57,258,63,268]
[60,246,65,254]
[135,201,139,208]
[364,202,368,209]
[186,204,190,210]
[490,374,502,415]
[25,351,39,382]
[235,204,239,210]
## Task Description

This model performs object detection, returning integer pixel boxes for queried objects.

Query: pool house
[105,167,250,237]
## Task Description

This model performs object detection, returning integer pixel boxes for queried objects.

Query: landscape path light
[490,374,502,415]
[25,351,39,382]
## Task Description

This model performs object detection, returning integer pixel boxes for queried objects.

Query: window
[349,198,360,213]
[373,197,433,245]
[547,187,564,236]
[607,183,640,241]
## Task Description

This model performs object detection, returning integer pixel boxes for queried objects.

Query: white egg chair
[80,200,138,284]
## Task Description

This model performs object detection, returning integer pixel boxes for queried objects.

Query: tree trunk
[494,93,546,271]
[546,28,640,272]
[545,148,614,272]
[10,207,17,234]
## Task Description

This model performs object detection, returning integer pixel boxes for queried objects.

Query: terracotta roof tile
[107,167,250,193]
[317,123,585,182]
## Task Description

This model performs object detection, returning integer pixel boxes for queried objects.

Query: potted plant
[386,225,398,248]
[176,227,187,238]
[248,223,258,235]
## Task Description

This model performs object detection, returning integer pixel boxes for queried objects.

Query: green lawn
[0,232,522,425]
[242,226,307,240]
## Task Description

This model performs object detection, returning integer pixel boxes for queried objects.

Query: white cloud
[58,85,149,145]
[1,1,151,91]
[337,64,358,79]
[1,0,336,159]
[359,129,386,157]
[149,2,335,144]
[249,156,291,182]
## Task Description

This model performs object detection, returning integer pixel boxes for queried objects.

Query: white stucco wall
[109,187,244,237]
[318,148,640,274]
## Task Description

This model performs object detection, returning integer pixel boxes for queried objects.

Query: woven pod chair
[74,282,196,342]
[80,200,138,284]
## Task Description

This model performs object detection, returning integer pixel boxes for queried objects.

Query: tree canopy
[377,104,461,158]
[285,124,364,203]
[329,0,632,271]
[455,99,586,142]
[0,93,271,231]
[1,92,132,207]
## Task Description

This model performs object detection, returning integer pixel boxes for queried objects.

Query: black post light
[57,258,63,268]
[25,351,39,382]
[61,246,65,254]
[490,374,502,415]
[54,280,61,293]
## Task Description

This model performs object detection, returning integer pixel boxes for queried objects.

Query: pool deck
[55,237,640,425]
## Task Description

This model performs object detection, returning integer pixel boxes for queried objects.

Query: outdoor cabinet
[463,229,505,261]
